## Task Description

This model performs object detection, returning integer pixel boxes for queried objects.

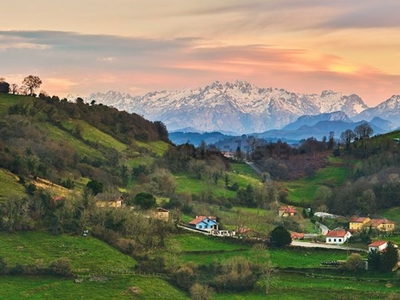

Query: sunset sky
[1,0,399,106]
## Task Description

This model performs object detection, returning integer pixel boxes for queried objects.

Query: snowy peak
[80,80,373,134]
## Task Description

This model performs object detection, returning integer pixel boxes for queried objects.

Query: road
[315,221,329,235]
[291,241,367,252]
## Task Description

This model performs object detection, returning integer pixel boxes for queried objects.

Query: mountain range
[70,80,400,143]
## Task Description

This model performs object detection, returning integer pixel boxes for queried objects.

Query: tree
[354,123,373,140]
[344,253,365,273]
[380,242,398,272]
[10,83,18,94]
[22,75,42,96]
[340,129,356,150]
[368,249,381,271]
[86,179,104,195]
[134,192,156,210]
[269,226,291,248]
[0,79,10,94]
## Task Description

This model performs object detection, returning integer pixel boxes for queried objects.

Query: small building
[326,229,352,245]
[154,207,170,221]
[278,206,297,217]
[367,219,396,233]
[349,216,371,232]
[291,232,305,240]
[368,240,388,253]
[188,216,218,232]
[95,193,124,208]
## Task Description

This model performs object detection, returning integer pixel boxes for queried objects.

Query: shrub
[50,258,72,277]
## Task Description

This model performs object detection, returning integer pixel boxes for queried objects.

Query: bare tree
[354,123,373,140]
[10,83,18,95]
[340,129,356,150]
[22,75,42,96]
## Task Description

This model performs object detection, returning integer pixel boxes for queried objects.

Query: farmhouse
[278,206,297,217]
[95,193,124,208]
[349,216,371,232]
[368,240,388,253]
[349,216,395,233]
[325,229,351,245]
[367,219,396,233]
[189,216,218,232]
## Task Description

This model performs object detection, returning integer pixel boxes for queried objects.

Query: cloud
[0,30,397,105]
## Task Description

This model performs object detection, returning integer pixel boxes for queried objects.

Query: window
[338,239,342,242]
[334,239,336,242]
[328,239,331,242]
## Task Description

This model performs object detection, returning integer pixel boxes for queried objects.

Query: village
[92,192,399,270]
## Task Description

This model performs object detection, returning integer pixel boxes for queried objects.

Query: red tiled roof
[326,230,348,237]
[279,206,297,213]
[370,219,395,226]
[291,232,305,239]
[368,240,387,247]
[349,216,369,223]
[189,216,217,225]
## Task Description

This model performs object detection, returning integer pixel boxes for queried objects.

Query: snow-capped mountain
[77,80,370,134]
[353,95,400,128]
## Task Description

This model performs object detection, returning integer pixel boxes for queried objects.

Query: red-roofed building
[349,216,370,232]
[188,216,218,231]
[291,232,305,240]
[368,240,388,253]
[367,219,396,233]
[349,216,395,233]
[278,206,297,217]
[325,229,352,245]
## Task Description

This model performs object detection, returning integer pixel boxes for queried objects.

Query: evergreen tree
[269,226,292,248]
[380,242,398,272]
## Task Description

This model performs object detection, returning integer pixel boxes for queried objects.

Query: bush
[50,258,72,277]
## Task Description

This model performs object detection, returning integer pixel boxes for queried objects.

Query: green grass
[0,231,135,274]
[0,168,26,201]
[0,94,34,117]
[0,275,189,300]
[135,140,170,156]
[61,120,127,152]
[38,123,104,160]
[165,234,250,252]
[175,170,261,199]
[230,162,260,179]
[283,165,348,204]
[214,272,399,299]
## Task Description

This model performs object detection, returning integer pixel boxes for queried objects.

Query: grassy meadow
[0,168,26,201]
[0,231,136,273]
[282,165,348,204]
[0,274,189,300]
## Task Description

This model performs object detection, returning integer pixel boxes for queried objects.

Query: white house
[188,216,219,232]
[368,240,388,253]
[325,229,352,245]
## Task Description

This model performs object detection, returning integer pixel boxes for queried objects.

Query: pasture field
[0,231,136,274]
[0,168,25,201]
[0,275,189,300]
[214,272,399,300]
[135,140,170,156]
[61,119,127,152]
[230,162,260,179]
[38,123,104,160]
[175,168,261,199]
[283,165,348,204]
[0,94,33,117]
[163,233,352,269]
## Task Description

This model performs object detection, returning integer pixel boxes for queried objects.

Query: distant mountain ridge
[73,80,374,134]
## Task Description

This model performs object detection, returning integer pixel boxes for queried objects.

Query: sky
[1,0,399,106]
